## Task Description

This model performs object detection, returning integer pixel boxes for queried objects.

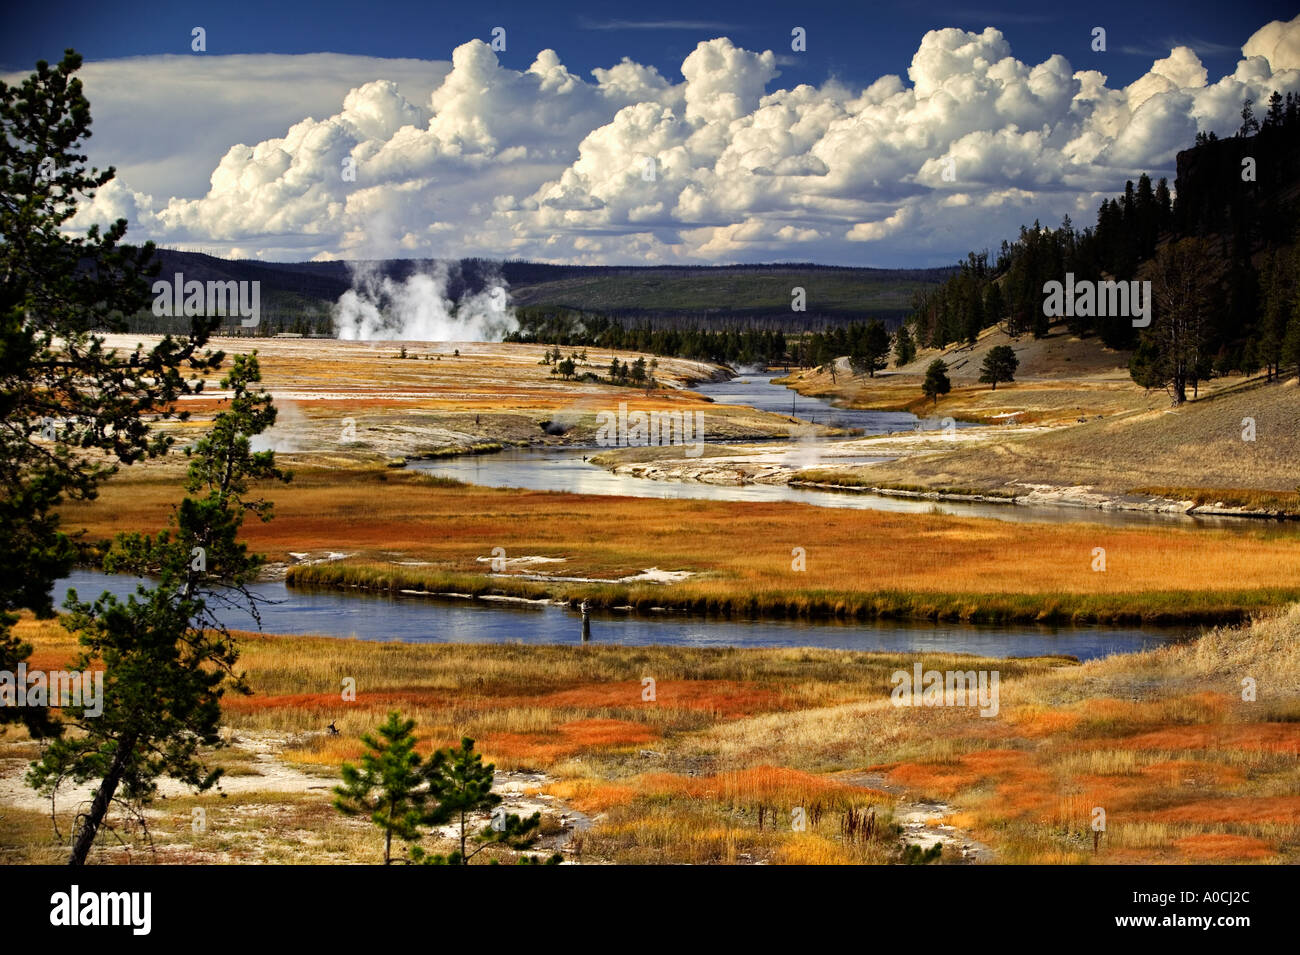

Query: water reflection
[56,570,1192,662]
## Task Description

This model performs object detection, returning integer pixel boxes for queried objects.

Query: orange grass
[1112,724,1300,755]
[638,765,886,808]
[1138,797,1300,825]
[886,749,1040,800]
[538,779,641,814]
[530,680,786,716]
[1002,706,1082,737]
[479,718,659,763]
[1079,692,1233,726]
[1136,760,1245,787]
[7,615,96,673]
[1072,774,1162,811]
[10,577,1300,865]
[224,690,450,712]
[1173,833,1277,861]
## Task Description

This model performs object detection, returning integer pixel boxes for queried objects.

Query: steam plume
[333,260,518,341]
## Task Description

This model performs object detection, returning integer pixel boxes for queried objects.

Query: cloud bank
[68,15,1300,266]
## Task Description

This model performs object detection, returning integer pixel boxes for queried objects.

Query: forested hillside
[908,90,1300,397]
[123,251,953,337]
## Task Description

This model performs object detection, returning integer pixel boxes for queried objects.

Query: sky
[4,1,1299,266]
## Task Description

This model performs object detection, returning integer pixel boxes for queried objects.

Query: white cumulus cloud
[59,15,1300,266]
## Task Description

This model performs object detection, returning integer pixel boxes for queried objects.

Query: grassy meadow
[4,605,1297,864]
[10,334,1297,866]
[108,333,812,465]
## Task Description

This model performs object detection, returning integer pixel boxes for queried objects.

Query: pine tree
[851,320,891,377]
[426,736,500,863]
[1283,246,1300,380]
[334,711,442,864]
[893,324,917,367]
[922,359,951,405]
[1133,238,1218,403]
[1282,309,1300,381]
[963,281,985,344]
[1155,178,1173,227]
[1,50,221,738]
[979,345,1019,390]
[1264,90,1284,129]
[1259,250,1291,380]
[414,737,557,865]
[26,354,290,864]
[1240,98,1260,137]
[1135,173,1158,257]
[983,282,1006,333]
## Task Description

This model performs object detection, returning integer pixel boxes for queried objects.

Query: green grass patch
[285,561,1298,626]
[1134,486,1300,517]
[410,441,504,460]
[793,471,1018,499]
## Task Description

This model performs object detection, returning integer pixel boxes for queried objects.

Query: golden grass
[113,333,805,464]
[775,833,858,865]
[779,321,1300,497]
[19,333,1299,864]
[538,779,641,814]
[60,464,1300,624]
[1112,724,1300,755]
[530,680,785,716]
[637,765,884,809]
[1138,797,1300,825]
[820,375,1300,500]
[477,718,659,763]
[1135,486,1300,515]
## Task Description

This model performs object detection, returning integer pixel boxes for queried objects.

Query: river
[409,372,1254,528]
[54,570,1190,662]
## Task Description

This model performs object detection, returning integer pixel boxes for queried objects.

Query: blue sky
[4,0,1291,85]
[5,2,1299,266]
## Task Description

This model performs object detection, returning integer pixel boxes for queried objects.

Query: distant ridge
[125,249,956,335]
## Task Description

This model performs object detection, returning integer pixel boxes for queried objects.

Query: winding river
[54,371,1268,660]
[410,373,1254,529]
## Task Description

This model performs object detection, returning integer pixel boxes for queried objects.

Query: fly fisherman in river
[580,599,591,642]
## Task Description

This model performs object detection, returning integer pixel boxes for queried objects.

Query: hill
[836,368,1300,507]
[506,263,951,323]
[783,320,1141,422]
[125,251,954,335]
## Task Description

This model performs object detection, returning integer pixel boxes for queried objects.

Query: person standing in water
[580,599,591,642]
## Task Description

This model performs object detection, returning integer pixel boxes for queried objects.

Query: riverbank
[764,325,1300,517]
[5,605,1297,864]
[587,409,1300,520]
[790,475,1300,520]
[285,561,1297,626]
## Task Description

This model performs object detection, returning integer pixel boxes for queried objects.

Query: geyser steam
[333,261,518,341]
